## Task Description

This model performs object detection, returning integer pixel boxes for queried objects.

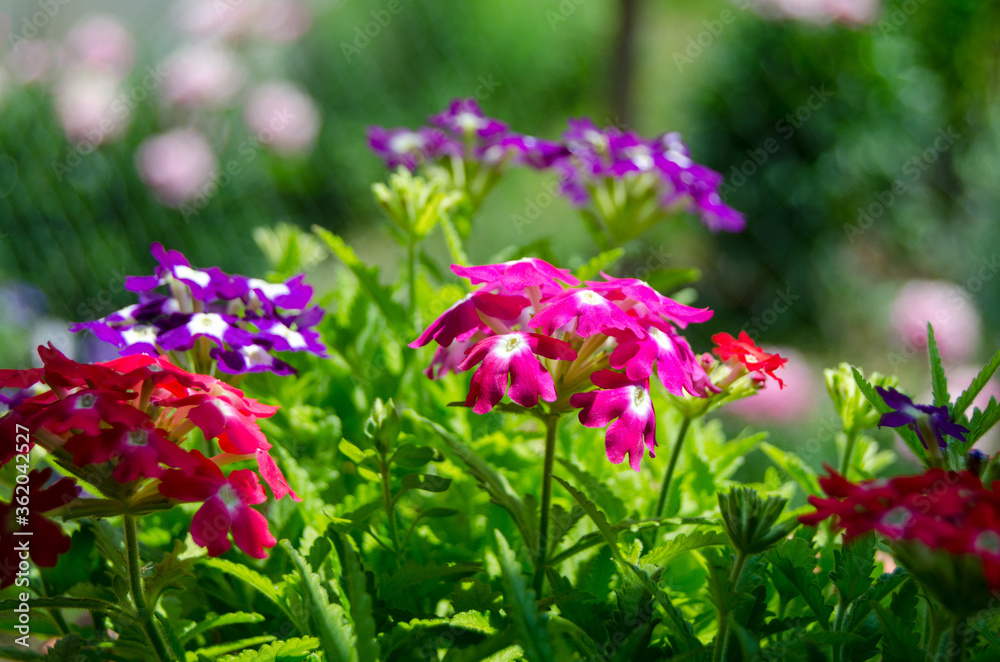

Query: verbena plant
[2,100,999,662]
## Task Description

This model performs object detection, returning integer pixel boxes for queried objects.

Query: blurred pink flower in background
[64,15,135,79]
[244,82,321,155]
[136,129,217,206]
[173,0,311,43]
[162,45,246,108]
[751,0,878,24]
[6,40,58,84]
[725,348,817,423]
[53,71,128,144]
[890,280,981,364]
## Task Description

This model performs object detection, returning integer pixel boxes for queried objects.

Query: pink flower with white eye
[158,451,276,558]
[570,371,656,471]
[161,44,246,108]
[610,322,714,397]
[409,291,529,349]
[64,15,135,79]
[451,258,580,292]
[136,129,217,206]
[586,274,713,328]
[529,289,644,338]
[244,82,321,155]
[889,280,981,365]
[458,333,576,414]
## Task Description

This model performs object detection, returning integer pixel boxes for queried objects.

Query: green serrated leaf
[852,367,928,463]
[768,539,834,629]
[927,324,950,408]
[759,442,821,497]
[494,531,554,662]
[201,558,284,611]
[189,635,277,660]
[340,535,379,662]
[180,612,266,645]
[955,349,1000,417]
[972,397,1000,442]
[313,227,410,336]
[643,530,728,567]
[830,533,877,605]
[381,561,481,598]
[405,411,530,543]
[281,540,356,662]
[218,636,321,662]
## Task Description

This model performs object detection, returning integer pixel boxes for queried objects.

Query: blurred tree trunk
[611,0,637,129]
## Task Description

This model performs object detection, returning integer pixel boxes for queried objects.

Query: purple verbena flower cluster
[367,98,744,234]
[70,243,328,376]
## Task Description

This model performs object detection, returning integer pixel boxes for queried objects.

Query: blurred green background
[1,0,999,463]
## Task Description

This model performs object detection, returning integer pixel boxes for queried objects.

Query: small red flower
[0,468,80,588]
[711,331,787,388]
[158,451,277,558]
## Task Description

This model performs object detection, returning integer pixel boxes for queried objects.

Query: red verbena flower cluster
[411,258,725,470]
[0,344,296,579]
[800,467,1000,588]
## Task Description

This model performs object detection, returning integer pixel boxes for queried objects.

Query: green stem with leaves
[408,239,419,327]
[654,416,691,518]
[532,414,560,596]
[124,514,174,662]
[713,550,750,662]
[839,429,858,478]
[380,458,400,554]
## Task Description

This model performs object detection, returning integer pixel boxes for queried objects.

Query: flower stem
[938,617,966,662]
[124,515,174,662]
[713,550,749,662]
[654,416,691,518]
[408,239,419,326]
[839,429,858,478]
[532,415,560,597]
[381,458,400,554]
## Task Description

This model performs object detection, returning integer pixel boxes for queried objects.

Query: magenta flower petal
[528,290,644,338]
[451,258,580,291]
[586,274,713,327]
[458,332,576,413]
[570,371,656,471]
[409,291,529,349]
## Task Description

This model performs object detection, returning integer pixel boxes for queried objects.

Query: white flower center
[388,131,424,154]
[126,429,149,447]
[265,323,306,349]
[122,325,157,345]
[632,385,647,408]
[455,112,483,132]
[976,531,1000,555]
[76,393,97,409]
[248,278,291,301]
[217,484,241,513]
[187,313,229,340]
[173,265,212,288]
[880,506,912,532]
[241,344,272,368]
[578,291,604,306]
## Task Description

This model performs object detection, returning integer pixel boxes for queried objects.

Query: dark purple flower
[876,386,969,450]
[253,319,327,356]
[490,134,569,169]
[430,98,508,140]
[211,343,297,376]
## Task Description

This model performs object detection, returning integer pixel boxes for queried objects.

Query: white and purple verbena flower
[70,243,328,376]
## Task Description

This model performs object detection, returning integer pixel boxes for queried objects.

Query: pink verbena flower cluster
[410,258,719,470]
